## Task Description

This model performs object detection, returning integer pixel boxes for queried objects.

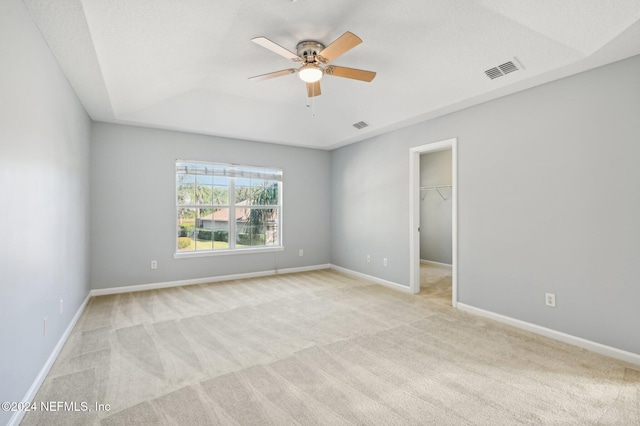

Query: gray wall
[0,0,91,423]
[331,54,640,355]
[90,123,331,289]
[420,150,452,264]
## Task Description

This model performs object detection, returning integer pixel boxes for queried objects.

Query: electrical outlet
[383,258,388,267]
[299,249,304,257]
[60,299,63,315]
[545,293,556,307]
[43,317,47,336]
[366,254,371,263]
[151,260,157,270]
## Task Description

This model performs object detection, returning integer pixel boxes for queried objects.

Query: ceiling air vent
[499,61,518,75]
[485,60,520,80]
[485,67,503,80]
[352,121,369,130]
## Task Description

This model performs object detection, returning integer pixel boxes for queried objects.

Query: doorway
[409,138,457,306]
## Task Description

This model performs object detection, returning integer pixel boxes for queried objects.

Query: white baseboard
[8,293,91,426]
[90,264,332,296]
[329,264,412,293]
[457,303,640,367]
[420,259,452,269]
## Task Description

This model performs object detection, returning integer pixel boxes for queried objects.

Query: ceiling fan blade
[318,31,362,63]
[248,69,296,81]
[306,81,321,97]
[325,65,376,82]
[251,37,301,62]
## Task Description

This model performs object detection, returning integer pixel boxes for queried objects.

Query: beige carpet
[22,267,639,425]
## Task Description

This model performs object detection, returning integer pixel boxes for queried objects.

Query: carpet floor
[22,267,639,425]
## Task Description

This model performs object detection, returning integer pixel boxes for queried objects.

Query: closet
[419,150,453,266]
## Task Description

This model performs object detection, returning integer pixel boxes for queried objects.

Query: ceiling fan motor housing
[296,41,325,63]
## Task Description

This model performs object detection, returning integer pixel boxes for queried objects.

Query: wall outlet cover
[545,293,556,307]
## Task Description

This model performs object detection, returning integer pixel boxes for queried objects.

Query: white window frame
[174,160,283,258]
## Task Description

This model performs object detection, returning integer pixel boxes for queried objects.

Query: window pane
[265,222,278,246]
[236,225,265,247]
[265,208,279,246]
[214,174,229,187]
[177,175,195,205]
[253,181,278,206]
[195,208,212,251]
[252,177,267,190]
[196,173,213,186]
[194,208,229,250]
[195,173,213,205]
[196,184,213,205]
[236,208,278,247]
[212,208,229,249]
[213,185,229,205]
[195,208,213,229]
[235,206,250,247]
[177,208,196,251]
[235,178,251,205]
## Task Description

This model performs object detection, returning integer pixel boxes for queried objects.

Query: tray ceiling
[24,0,640,149]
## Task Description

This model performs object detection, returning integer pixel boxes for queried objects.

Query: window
[176,161,282,256]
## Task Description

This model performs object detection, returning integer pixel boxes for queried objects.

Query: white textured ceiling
[24,0,640,149]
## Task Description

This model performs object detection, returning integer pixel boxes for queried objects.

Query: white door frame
[409,138,458,306]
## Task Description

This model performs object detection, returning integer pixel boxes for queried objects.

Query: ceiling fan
[248,31,376,97]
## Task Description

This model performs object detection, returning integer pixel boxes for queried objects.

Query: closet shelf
[420,185,452,201]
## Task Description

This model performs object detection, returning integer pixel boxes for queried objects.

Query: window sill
[174,246,284,259]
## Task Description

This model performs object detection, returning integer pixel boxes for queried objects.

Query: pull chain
[306,87,316,116]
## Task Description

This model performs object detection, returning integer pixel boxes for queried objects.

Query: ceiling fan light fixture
[298,64,323,83]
